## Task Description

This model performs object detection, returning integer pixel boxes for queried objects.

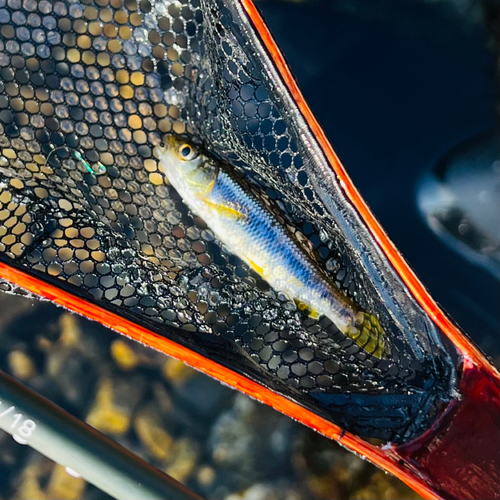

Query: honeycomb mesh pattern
[0,0,454,441]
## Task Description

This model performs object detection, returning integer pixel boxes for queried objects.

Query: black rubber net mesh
[0,0,456,442]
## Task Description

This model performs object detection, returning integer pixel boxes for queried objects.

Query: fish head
[156,135,217,198]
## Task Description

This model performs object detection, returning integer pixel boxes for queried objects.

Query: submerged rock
[209,394,296,489]
[224,481,305,500]
[86,374,146,436]
[163,437,200,484]
[134,405,174,462]
[46,464,86,500]
[7,350,36,381]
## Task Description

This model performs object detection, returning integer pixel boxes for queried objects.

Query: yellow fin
[348,312,389,359]
[294,298,320,319]
[363,334,379,354]
[247,258,264,276]
[201,198,247,220]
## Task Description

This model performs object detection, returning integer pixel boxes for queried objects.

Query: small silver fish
[156,136,388,358]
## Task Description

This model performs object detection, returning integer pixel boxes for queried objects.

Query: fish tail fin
[293,298,389,359]
[348,312,389,359]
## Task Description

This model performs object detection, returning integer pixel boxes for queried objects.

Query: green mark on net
[45,147,107,176]
[73,151,107,175]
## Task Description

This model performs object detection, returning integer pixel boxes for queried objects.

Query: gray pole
[0,370,205,500]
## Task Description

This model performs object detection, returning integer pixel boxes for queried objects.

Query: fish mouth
[154,144,167,159]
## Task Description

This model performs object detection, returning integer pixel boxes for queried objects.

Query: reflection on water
[0,292,421,500]
[418,132,500,279]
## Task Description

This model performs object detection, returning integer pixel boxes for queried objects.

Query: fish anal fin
[247,258,264,276]
[294,298,320,319]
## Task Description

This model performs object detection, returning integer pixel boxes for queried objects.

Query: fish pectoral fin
[200,198,247,221]
[294,298,320,319]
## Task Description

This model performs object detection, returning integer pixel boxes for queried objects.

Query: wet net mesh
[0,0,455,442]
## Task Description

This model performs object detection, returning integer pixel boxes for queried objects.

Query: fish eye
[176,143,198,161]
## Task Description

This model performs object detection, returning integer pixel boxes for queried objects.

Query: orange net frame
[0,0,498,498]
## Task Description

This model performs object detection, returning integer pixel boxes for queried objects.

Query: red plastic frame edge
[0,2,497,499]
[0,261,440,499]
